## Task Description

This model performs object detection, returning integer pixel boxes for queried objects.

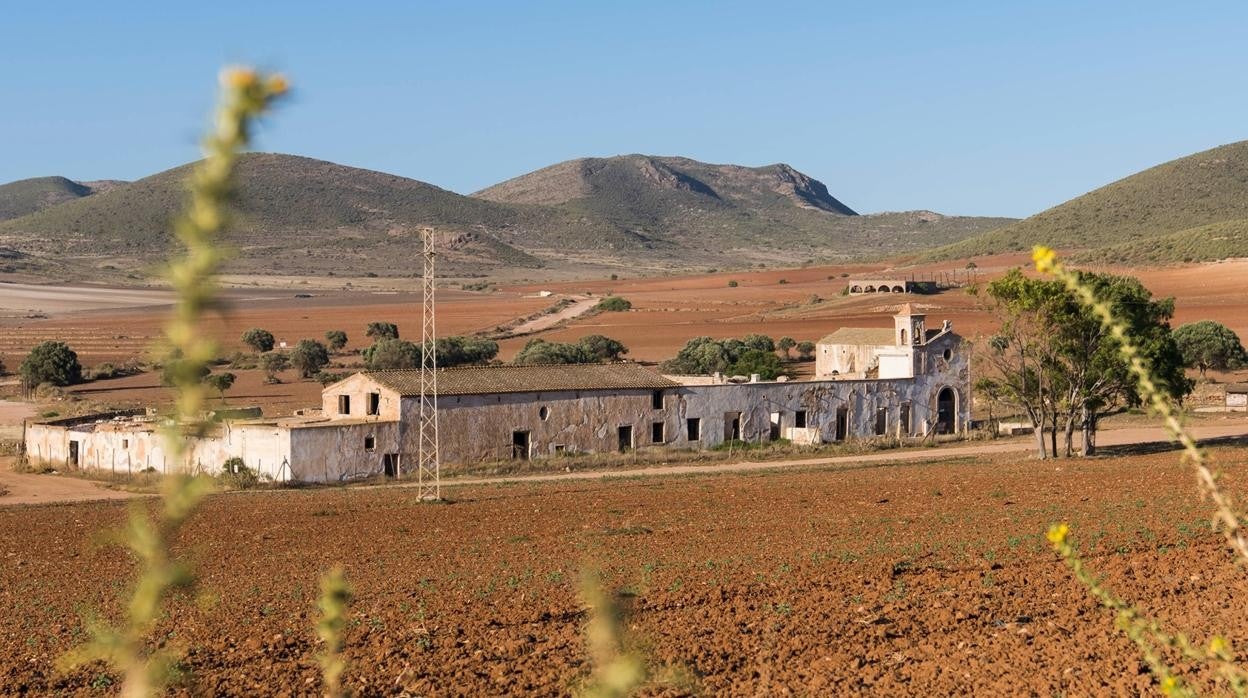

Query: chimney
[750,373,761,383]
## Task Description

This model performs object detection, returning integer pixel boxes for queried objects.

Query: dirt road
[504,295,597,336]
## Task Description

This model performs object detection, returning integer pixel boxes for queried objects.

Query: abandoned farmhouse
[24,306,970,482]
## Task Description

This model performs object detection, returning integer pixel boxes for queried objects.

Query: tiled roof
[364,363,679,397]
[1227,383,1248,394]
[817,327,896,346]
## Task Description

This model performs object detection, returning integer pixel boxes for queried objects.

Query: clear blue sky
[3,1,1246,217]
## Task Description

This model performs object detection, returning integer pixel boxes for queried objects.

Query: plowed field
[3,446,1247,695]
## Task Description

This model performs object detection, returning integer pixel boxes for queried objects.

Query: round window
[942,348,953,361]
[539,406,550,421]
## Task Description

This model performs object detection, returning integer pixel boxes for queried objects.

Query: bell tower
[894,303,926,347]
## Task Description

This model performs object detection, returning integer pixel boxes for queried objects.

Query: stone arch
[892,285,905,293]
[864,285,876,293]
[850,285,862,293]
[877,286,891,293]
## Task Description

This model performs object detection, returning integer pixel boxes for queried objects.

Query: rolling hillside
[0,176,96,221]
[932,140,1248,264]
[0,153,1011,281]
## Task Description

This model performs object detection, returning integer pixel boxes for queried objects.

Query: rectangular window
[651,421,665,443]
[652,390,664,409]
[874,407,888,436]
[364,435,376,451]
[366,392,380,416]
[121,439,129,449]
[337,394,351,415]
[794,410,807,429]
[686,417,701,441]
[899,403,911,435]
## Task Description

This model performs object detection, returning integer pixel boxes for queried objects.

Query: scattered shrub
[596,296,632,312]
[727,280,739,288]
[365,321,399,340]
[260,352,290,383]
[324,330,348,352]
[241,328,275,353]
[20,341,82,387]
[291,339,330,378]
[219,457,260,490]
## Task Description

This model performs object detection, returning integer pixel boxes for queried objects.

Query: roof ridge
[364,360,646,375]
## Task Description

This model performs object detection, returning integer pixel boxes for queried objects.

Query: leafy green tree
[513,338,593,365]
[241,328,275,353]
[290,339,330,378]
[796,341,816,360]
[977,268,1191,458]
[595,296,632,312]
[778,336,796,358]
[1172,320,1247,377]
[324,330,348,352]
[21,341,82,387]
[578,334,628,362]
[206,372,236,402]
[161,357,209,387]
[742,333,776,353]
[365,321,399,341]
[363,338,421,370]
[728,349,786,380]
[435,336,499,366]
[259,352,289,383]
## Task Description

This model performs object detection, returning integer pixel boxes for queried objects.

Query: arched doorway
[936,387,956,434]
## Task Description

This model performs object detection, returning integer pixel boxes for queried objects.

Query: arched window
[900,329,907,345]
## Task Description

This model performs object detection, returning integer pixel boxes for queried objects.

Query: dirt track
[3,444,1247,694]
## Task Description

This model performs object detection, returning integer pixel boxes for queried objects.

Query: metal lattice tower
[416,228,441,500]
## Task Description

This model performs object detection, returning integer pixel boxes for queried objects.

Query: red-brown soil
[3,446,1247,695]
[5,255,1247,413]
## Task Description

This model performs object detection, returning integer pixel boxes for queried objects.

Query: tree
[977,268,1191,458]
[241,328,275,353]
[260,352,290,383]
[365,321,399,341]
[1172,320,1247,377]
[435,336,499,366]
[160,357,209,387]
[578,334,628,362]
[290,339,330,378]
[778,336,796,359]
[206,372,237,402]
[363,338,421,370]
[21,341,82,387]
[728,349,786,380]
[513,338,593,365]
[741,334,776,353]
[595,296,631,312]
[796,341,816,360]
[325,330,348,352]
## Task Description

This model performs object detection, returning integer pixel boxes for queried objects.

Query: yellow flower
[1032,245,1057,273]
[1161,675,1179,695]
[266,74,290,96]
[222,66,258,89]
[1046,522,1070,546]
[1209,635,1230,658]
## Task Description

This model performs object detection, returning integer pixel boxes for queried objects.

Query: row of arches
[849,284,906,294]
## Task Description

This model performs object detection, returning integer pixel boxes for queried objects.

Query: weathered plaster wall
[321,373,402,421]
[24,420,292,480]
[288,421,401,482]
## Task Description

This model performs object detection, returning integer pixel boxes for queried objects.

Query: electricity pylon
[416,228,440,501]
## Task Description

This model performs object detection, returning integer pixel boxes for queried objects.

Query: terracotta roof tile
[365,363,678,397]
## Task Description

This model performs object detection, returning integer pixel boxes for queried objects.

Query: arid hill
[932,140,1248,264]
[0,176,97,221]
[0,153,1009,281]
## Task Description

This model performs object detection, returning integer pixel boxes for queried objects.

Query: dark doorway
[724,412,742,442]
[383,453,399,477]
[512,430,531,460]
[68,440,80,467]
[936,387,956,434]
[686,418,701,441]
[874,407,888,436]
[651,421,665,444]
[835,407,848,441]
[769,412,781,441]
[795,410,807,428]
[899,403,911,436]
[617,425,633,452]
